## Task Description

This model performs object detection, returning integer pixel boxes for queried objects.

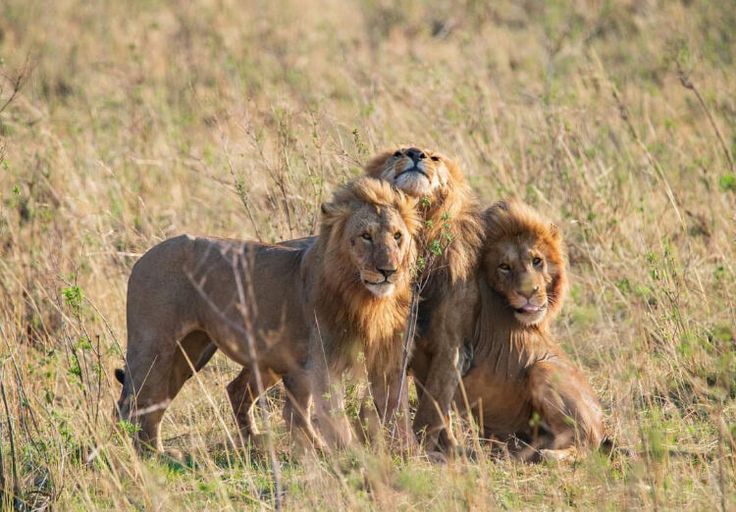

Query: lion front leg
[368,361,416,452]
[412,344,462,453]
[303,327,353,450]
[411,283,475,455]
[528,359,604,452]
[282,368,328,452]
[310,367,352,450]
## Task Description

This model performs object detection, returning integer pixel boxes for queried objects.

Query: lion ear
[548,223,561,240]
[320,201,336,218]
[436,162,450,187]
[483,201,507,225]
[493,200,510,212]
[320,201,349,225]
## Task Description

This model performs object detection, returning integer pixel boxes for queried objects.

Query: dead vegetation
[0,0,734,509]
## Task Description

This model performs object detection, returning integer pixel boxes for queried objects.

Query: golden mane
[315,177,420,369]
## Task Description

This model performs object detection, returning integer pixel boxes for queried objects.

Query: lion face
[481,200,566,326]
[365,147,451,198]
[346,205,414,297]
[321,177,420,299]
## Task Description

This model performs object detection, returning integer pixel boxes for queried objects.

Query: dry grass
[0,0,735,509]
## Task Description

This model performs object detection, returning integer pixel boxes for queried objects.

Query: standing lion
[115,177,420,452]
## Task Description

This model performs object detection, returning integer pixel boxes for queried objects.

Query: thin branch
[0,54,33,116]
[676,62,734,172]
[230,247,283,511]
[0,369,21,509]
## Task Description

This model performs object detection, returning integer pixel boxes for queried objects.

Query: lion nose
[405,147,426,162]
[518,286,540,299]
[378,268,397,279]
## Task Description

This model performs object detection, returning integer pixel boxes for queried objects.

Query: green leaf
[719,173,736,192]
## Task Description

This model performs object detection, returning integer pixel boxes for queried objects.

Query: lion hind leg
[226,367,280,448]
[528,360,604,451]
[119,328,214,453]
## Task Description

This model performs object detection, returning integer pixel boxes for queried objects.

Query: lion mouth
[395,166,430,180]
[363,280,395,298]
[363,279,391,286]
[514,303,547,315]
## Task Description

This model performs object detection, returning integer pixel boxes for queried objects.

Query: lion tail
[114,368,125,385]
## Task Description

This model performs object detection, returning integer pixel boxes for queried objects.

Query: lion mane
[312,179,420,372]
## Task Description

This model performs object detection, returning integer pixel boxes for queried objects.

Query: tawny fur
[114,177,419,452]
[458,199,604,459]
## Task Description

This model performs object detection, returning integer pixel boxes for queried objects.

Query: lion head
[364,146,463,198]
[481,199,566,326]
[320,177,420,299]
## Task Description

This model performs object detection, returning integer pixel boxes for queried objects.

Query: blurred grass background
[0,0,734,509]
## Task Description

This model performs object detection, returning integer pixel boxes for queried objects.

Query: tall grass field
[0,1,735,509]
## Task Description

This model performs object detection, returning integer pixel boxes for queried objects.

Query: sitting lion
[114,177,420,452]
[227,147,484,451]
[458,199,604,459]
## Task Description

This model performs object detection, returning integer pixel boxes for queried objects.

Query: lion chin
[394,165,433,197]
[512,303,548,325]
[364,282,395,298]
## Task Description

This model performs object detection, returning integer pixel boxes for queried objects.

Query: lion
[457,199,604,459]
[227,147,484,451]
[114,177,420,452]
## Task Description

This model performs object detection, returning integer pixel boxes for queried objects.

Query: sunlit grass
[0,0,734,509]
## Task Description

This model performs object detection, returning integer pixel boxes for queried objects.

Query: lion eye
[393,150,402,157]
[430,155,440,162]
[498,263,511,273]
[532,257,543,267]
[393,232,402,241]
[361,233,372,241]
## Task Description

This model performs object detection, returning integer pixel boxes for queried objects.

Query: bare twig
[676,62,734,172]
[224,144,264,242]
[0,54,33,115]
[393,284,419,440]
[0,369,21,509]
[231,246,283,511]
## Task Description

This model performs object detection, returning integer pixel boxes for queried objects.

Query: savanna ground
[0,0,734,510]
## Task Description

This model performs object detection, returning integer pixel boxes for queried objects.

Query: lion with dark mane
[115,177,420,451]
[458,199,604,459]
